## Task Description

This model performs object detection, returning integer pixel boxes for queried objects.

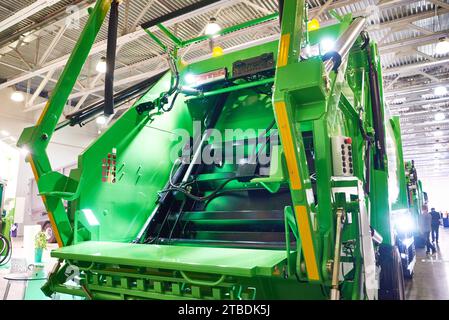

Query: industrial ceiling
[0,0,448,179]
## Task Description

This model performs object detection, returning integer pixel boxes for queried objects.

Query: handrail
[144,13,279,52]
[180,271,226,287]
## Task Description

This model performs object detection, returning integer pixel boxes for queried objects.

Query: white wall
[421,177,449,214]
[0,87,99,233]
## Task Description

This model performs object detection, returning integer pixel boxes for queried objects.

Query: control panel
[331,136,354,177]
[102,148,117,183]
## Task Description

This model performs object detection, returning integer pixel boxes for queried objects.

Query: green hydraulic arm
[17,0,113,246]
[272,0,321,282]
[390,116,408,211]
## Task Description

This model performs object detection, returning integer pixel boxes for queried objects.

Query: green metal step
[51,241,288,277]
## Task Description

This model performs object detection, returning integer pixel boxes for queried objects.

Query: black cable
[158,177,237,202]
[162,90,180,112]
[160,118,276,202]
[104,0,119,116]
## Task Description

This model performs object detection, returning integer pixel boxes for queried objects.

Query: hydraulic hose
[367,46,386,170]
[56,71,166,130]
[104,0,119,116]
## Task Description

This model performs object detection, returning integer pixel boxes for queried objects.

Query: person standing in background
[420,211,436,255]
[430,208,441,243]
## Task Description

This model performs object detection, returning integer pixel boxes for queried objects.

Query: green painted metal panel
[17,0,113,246]
[51,241,287,277]
[21,0,411,300]
[73,73,193,242]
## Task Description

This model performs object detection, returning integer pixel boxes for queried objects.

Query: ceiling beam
[380,30,449,54]
[382,58,449,76]
[367,7,449,32]
[0,0,245,91]
[25,31,280,111]
[0,0,446,101]
[385,81,449,97]
[0,0,65,34]
[429,0,449,10]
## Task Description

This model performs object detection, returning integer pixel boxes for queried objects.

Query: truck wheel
[42,222,56,243]
[378,244,405,300]
[0,234,12,266]
[404,242,415,279]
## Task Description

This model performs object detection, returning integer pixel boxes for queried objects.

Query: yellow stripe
[28,155,40,182]
[277,33,290,67]
[46,211,63,247]
[36,101,50,125]
[29,157,63,247]
[295,205,320,281]
[274,101,302,190]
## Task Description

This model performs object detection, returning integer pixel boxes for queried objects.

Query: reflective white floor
[0,237,58,300]
[405,226,449,300]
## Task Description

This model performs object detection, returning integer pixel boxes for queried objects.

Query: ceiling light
[212,46,224,57]
[96,115,106,125]
[320,38,335,54]
[435,112,446,121]
[1,130,9,137]
[10,91,24,102]
[307,18,320,31]
[205,17,221,36]
[184,73,196,84]
[434,86,448,96]
[435,38,449,55]
[96,57,107,74]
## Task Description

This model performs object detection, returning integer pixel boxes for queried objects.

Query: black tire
[0,234,12,266]
[378,244,405,300]
[42,221,56,243]
[403,241,416,279]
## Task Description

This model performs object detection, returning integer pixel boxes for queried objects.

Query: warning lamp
[308,18,320,32]
[212,46,224,57]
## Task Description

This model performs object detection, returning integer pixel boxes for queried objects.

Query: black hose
[104,0,119,116]
[158,177,237,202]
[360,31,370,50]
[162,91,180,112]
[278,0,284,26]
[366,45,386,170]
[56,71,166,130]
